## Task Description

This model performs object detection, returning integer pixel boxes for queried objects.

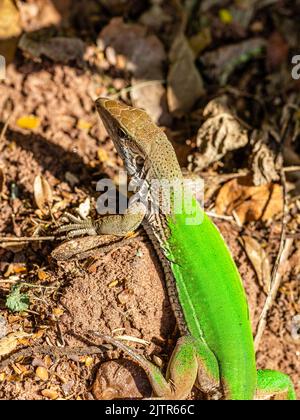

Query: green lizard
[58,98,296,400]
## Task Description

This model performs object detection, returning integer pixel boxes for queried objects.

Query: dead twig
[254,168,293,351]
[0,236,56,242]
[0,345,105,370]
[283,166,300,173]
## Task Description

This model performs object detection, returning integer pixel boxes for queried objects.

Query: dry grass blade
[254,238,293,351]
[254,169,291,351]
[114,335,150,346]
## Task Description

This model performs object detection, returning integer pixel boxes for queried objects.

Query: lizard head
[96,98,182,182]
[95,98,164,176]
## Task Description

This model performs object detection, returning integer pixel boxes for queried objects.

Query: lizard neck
[143,218,190,336]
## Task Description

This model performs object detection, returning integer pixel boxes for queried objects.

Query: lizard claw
[56,213,98,238]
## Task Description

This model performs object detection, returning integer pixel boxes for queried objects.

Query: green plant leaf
[6,285,29,312]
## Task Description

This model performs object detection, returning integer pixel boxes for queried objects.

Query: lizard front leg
[56,202,146,238]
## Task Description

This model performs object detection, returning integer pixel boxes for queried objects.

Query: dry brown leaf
[139,2,172,32]
[266,32,289,71]
[250,130,280,185]
[33,175,53,215]
[19,34,85,64]
[0,0,21,38]
[4,262,27,277]
[190,96,248,171]
[167,33,205,115]
[98,18,170,125]
[36,366,49,381]
[241,235,271,294]
[41,389,58,400]
[0,0,22,63]
[201,38,265,85]
[0,331,31,357]
[37,269,49,282]
[215,177,283,224]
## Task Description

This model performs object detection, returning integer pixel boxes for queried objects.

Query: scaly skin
[57,98,296,400]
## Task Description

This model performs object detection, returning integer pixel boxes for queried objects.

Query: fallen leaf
[65,171,79,187]
[19,34,86,64]
[34,175,53,215]
[189,96,248,170]
[241,235,271,294]
[4,262,27,277]
[215,177,283,224]
[41,389,58,400]
[0,0,20,35]
[139,2,172,32]
[167,33,205,116]
[250,130,280,185]
[219,8,233,24]
[37,269,49,282]
[201,38,265,85]
[98,18,170,125]
[0,331,31,357]
[0,0,22,63]
[266,32,289,71]
[36,366,49,381]
[16,115,41,130]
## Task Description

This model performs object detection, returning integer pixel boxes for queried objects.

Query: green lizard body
[58,98,296,400]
